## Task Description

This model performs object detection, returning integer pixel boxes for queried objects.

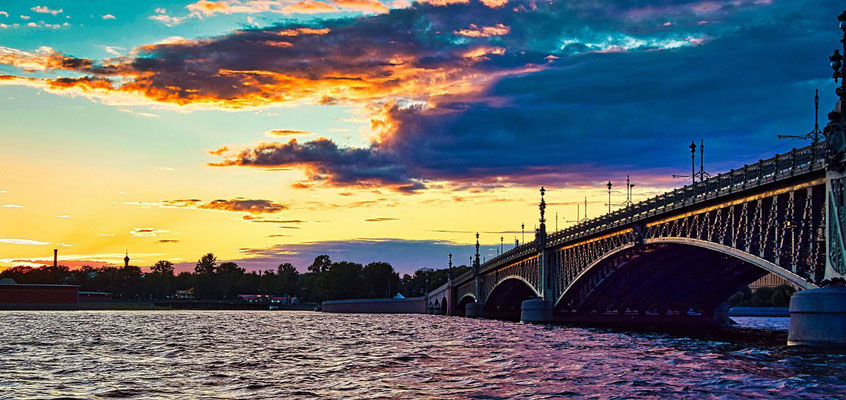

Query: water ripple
[0,311,844,398]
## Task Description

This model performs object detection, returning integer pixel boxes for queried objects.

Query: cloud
[365,217,398,222]
[118,107,160,118]
[212,137,426,192]
[130,227,169,237]
[199,198,287,214]
[31,6,62,16]
[149,14,185,26]
[455,23,510,37]
[158,239,179,243]
[101,14,116,20]
[242,215,304,223]
[0,238,50,245]
[160,198,287,214]
[1,204,22,208]
[0,0,840,193]
[266,129,312,137]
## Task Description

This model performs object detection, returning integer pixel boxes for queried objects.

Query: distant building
[271,296,298,305]
[79,291,112,303]
[748,273,797,291]
[238,294,270,303]
[174,288,196,299]
[0,278,79,306]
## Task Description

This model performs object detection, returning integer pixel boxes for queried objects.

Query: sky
[0,0,842,274]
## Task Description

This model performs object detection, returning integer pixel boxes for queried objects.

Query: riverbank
[729,307,789,317]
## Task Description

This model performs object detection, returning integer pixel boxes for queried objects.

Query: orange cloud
[267,129,312,136]
[479,0,508,8]
[187,0,232,16]
[278,27,331,36]
[199,199,287,214]
[455,23,510,37]
[281,1,339,14]
[417,0,469,6]
[334,0,389,13]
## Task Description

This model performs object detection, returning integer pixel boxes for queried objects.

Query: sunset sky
[0,0,841,273]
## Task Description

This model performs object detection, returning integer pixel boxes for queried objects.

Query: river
[1,311,844,398]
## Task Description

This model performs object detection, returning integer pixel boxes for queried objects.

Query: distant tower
[53,249,58,268]
[124,251,130,268]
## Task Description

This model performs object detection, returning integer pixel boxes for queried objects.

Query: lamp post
[500,236,503,255]
[689,141,697,184]
[825,11,846,169]
[521,223,525,244]
[606,181,612,214]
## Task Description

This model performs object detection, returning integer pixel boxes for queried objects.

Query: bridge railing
[460,142,827,279]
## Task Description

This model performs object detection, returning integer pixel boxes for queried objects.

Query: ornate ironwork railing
[451,141,827,287]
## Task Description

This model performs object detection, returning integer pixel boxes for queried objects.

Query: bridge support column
[520,298,552,323]
[788,286,846,348]
[465,302,483,318]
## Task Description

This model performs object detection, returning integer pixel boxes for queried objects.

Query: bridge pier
[788,287,846,348]
[465,302,484,318]
[520,298,553,324]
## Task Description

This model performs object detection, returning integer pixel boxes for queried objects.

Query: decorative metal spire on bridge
[448,253,453,280]
[538,186,547,236]
[474,232,481,268]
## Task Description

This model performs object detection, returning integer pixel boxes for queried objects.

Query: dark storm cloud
[2,0,841,190]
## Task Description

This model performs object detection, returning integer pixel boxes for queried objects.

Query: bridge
[425,139,846,346]
[423,15,846,347]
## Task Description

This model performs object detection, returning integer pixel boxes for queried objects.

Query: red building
[0,279,79,306]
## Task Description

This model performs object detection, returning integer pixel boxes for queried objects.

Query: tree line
[0,253,470,302]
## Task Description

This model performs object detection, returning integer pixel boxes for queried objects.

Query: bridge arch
[554,239,815,320]
[484,277,541,321]
[455,294,476,317]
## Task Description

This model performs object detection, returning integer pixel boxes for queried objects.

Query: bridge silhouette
[425,141,846,339]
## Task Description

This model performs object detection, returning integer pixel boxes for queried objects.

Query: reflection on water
[0,311,844,398]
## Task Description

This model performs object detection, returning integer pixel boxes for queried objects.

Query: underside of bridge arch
[440,297,447,315]
[483,278,539,321]
[454,294,475,317]
[554,243,791,324]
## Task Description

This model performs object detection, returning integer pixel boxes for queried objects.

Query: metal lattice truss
[548,229,636,301]
[645,182,826,285]
[480,255,540,303]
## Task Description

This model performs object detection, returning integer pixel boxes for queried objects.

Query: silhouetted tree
[361,262,399,298]
[277,262,299,295]
[324,261,363,300]
[308,255,331,274]
[195,253,217,275]
[152,260,175,276]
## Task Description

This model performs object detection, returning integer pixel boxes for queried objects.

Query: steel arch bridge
[428,142,846,322]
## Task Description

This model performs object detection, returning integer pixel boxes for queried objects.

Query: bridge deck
[452,142,827,288]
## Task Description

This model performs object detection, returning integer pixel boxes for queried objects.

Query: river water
[1,311,844,399]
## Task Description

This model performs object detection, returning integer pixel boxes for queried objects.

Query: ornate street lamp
[606,181,612,214]
[825,11,846,168]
